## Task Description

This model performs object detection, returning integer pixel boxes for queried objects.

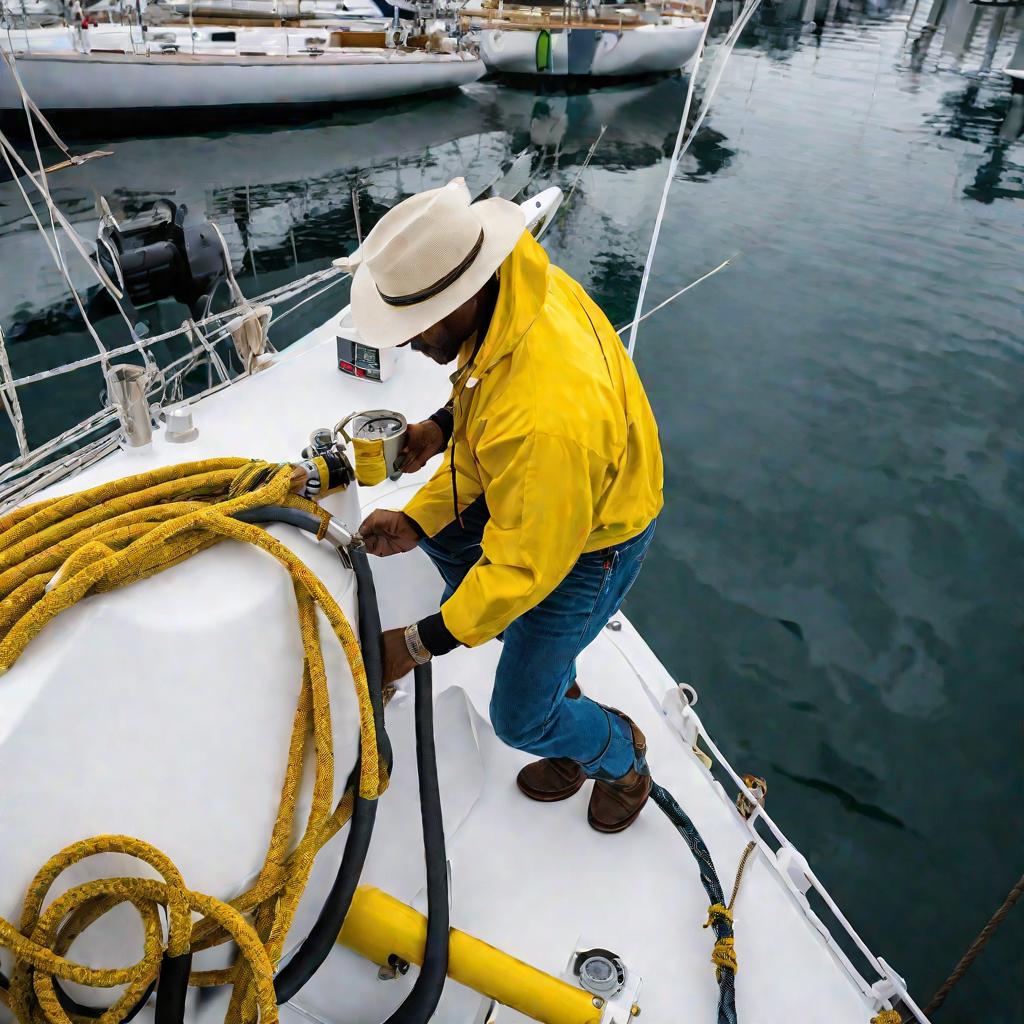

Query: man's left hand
[381,627,417,684]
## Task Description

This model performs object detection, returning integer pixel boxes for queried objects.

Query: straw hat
[344,179,525,349]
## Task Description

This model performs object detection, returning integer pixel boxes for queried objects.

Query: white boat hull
[0,47,483,111]
[479,20,703,77]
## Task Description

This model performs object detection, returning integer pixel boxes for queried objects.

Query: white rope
[10,73,116,372]
[184,318,232,384]
[0,50,152,379]
[3,265,348,390]
[0,434,122,512]
[0,44,349,481]
[616,256,734,337]
[626,0,764,357]
[0,373,239,510]
[0,48,73,159]
[0,322,29,457]
[265,270,349,330]
[0,141,118,371]
[0,62,121,293]
[0,407,115,484]
[625,0,717,357]
[0,132,124,304]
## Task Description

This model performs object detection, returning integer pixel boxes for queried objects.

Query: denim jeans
[419,497,656,780]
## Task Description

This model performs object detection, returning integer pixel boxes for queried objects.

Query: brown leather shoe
[514,682,585,801]
[517,757,586,801]
[587,714,651,833]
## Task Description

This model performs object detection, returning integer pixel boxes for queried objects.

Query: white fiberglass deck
[0,327,905,1024]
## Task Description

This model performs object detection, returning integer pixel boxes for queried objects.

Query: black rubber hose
[274,792,378,1004]
[234,507,451,1019]
[233,505,325,534]
[650,781,738,1024]
[272,552,390,1003]
[231,505,391,1006]
[382,661,449,1024]
[3,932,155,1022]
[0,505,390,1024]
[350,549,392,770]
[53,980,157,1023]
[153,952,192,1024]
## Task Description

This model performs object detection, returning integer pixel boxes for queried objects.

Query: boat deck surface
[0,326,887,1024]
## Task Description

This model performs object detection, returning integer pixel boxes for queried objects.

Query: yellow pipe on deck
[337,886,603,1024]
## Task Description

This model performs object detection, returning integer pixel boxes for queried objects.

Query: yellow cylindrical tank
[337,886,603,1024]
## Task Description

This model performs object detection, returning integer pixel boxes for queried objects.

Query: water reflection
[0,75,734,338]
[0,73,736,455]
[927,79,1024,200]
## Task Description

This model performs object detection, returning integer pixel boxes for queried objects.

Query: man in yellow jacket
[354,180,664,833]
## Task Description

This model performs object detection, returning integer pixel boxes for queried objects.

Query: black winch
[92,199,230,332]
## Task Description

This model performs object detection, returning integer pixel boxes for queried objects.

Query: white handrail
[611,622,934,1024]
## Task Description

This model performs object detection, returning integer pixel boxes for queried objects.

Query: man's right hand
[399,419,446,474]
[358,509,421,557]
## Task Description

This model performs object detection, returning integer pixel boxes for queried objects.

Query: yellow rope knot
[703,902,733,929]
[871,1011,902,1024]
[711,936,737,981]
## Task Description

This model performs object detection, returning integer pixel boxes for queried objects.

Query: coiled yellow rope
[0,459,387,1024]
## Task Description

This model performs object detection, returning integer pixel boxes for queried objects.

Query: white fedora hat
[345,179,525,349]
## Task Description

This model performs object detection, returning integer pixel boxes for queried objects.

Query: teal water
[0,1,1022,1018]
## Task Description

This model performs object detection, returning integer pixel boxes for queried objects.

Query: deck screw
[630,1005,641,1017]
[592,996,605,1009]
[606,619,622,632]
[377,954,409,980]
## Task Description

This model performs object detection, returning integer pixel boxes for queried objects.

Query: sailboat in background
[461,0,707,78]
[0,16,482,115]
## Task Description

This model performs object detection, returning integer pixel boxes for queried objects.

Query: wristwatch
[404,623,432,665]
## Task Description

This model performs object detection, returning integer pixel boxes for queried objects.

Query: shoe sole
[516,776,587,802]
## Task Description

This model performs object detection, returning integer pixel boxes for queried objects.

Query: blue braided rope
[650,781,738,1024]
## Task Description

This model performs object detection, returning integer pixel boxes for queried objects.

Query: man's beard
[411,332,467,365]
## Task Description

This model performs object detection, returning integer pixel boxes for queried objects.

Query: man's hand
[359,509,420,557]
[381,627,417,684]
[399,419,445,474]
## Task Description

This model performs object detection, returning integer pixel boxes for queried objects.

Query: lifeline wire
[627,0,765,357]
[615,256,734,337]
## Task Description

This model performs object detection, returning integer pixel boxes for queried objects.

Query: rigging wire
[626,0,765,357]
[0,48,73,160]
[0,106,123,303]
[1,267,349,391]
[560,124,607,219]
[615,256,735,337]
[0,322,29,458]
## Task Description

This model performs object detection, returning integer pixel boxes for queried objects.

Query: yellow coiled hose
[0,459,387,1024]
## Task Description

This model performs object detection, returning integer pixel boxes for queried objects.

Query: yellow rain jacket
[404,231,663,649]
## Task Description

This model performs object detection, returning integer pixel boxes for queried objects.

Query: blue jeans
[420,498,656,780]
